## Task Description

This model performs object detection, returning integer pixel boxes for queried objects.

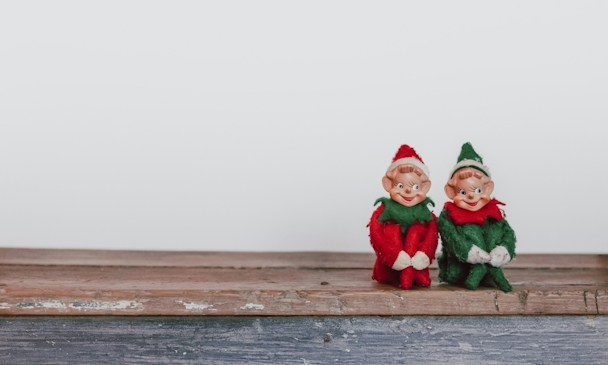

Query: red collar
[443,199,505,225]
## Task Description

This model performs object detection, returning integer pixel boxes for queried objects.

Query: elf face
[382,165,431,207]
[444,168,494,211]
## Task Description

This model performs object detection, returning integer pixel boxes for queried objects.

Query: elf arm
[496,219,516,258]
[369,205,411,270]
[437,209,489,264]
[488,219,516,267]
[419,216,439,261]
[408,216,439,270]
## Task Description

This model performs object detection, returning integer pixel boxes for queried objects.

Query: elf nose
[405,187,411,194]
[468,192,474,199]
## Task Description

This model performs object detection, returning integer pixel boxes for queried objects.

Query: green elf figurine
[437,143,516,293]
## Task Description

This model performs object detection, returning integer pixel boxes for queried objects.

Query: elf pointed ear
[382,169,398,192]
[444,177,458,200]
[420,179,431,194]
[483,177,494,195]
[382,176,393,192]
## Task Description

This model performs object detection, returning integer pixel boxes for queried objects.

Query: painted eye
[397,183,404,189]
[475,188,481,194]
[459,190,466,195]
[413,184,419,190]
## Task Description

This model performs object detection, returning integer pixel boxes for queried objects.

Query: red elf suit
[368,146,439,290]
[369,197,438,289]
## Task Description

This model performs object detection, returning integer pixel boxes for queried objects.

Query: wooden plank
[507,254,608,269]
[0,264,606,316]
[0,248,376,269]
[1,248,606,269]
[596,289,608,314]
[0,316,607,364]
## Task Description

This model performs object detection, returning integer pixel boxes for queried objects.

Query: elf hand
[391,251,412,271]
[466,245,491,264]
[489,246,511,267]
[411,251,430,270]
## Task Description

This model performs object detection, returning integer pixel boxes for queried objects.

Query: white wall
[1,1,606,253]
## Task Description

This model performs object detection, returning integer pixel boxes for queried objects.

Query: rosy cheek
[477,193,489,202]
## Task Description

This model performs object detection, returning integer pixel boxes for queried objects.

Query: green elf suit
[437,199,516,292]
[437,142,517,293]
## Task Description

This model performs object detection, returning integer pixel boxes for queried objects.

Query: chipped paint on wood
[0,301,67,310]
[0,300,143,312]
[69,300,143,311]
[240,303,264,310]
[176,300,216,311]
[23,300,67,309]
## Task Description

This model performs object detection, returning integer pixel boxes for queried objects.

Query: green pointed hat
[449,142,491,178]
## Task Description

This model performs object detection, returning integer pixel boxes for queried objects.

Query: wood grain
[0,249,606,315]
[1,248,606,269]
[1,316,607,364]
[0,248,376,268]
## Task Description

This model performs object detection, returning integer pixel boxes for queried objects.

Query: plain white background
[1,1,606,253]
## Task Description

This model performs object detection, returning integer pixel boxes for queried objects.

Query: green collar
[374,197,435,231]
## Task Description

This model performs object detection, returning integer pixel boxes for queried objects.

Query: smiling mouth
[466,201,478,207]
[402,196,414,202]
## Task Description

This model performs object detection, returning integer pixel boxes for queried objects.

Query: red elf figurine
[368,145,439,289]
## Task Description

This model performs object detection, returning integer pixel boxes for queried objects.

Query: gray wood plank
[1,316,606,364]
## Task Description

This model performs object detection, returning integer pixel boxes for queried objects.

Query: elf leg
[399,266,415,290]
[487,267,512,293]
[441,254,469,285]
[480,275,497,288]
[372,259,400,285]
[413,268,432,287]
[437,253,448,282]
[464,264,487,290]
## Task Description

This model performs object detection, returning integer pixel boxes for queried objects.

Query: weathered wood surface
[1,247,606,269]
[0,248,376,269]
[0,248,606,316]
[1,316,607,364]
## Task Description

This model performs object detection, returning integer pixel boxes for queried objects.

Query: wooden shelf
[0,248,606,316]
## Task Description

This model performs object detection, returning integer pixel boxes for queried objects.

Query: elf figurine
[368,145,439,290]
[437,142,516,293]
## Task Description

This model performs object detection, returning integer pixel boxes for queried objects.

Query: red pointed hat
[386,144,430,177]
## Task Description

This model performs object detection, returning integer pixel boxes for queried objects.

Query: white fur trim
[411,251,430,270]
[466,245,491,264]
[449,159,491,178]
[386,158,430,177]
[489,246,511,267]
[391,251,412,271]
